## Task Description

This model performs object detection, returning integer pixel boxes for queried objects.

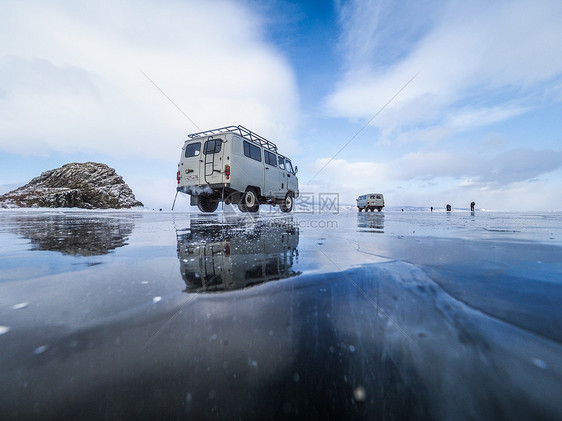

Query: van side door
[277,156,288,196]
[285,159,298,193]
[264,150,281,197]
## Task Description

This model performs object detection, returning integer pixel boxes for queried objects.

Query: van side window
[265,151,277,167]
[185,142,201,157]
[278,156,285,170]
[243,141,262,162]
[204,139,222,154]
[286,160,294,174]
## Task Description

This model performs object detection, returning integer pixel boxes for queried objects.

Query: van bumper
[176,183,230,195]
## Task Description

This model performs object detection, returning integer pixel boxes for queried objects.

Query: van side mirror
[294,166,298,174]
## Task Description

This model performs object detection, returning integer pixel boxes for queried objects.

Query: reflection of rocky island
[177,215,300,292]
[357,212,384,233]
[8,214,134,256]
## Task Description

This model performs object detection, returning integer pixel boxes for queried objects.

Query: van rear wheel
[197,195,219,213]
[280,192,294,213]
[240,188,259,213]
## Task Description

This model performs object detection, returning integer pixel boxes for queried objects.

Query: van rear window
[185,142,201,157]
[243,141,262,162]
[204,139,222,154]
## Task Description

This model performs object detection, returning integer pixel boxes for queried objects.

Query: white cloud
[326,0,562,136]
[0,0,300,160]
[308,147,562,209]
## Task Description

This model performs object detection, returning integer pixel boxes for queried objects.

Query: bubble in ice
[353,386,366,402]
[12,302,29,309]
[185,392,193,412]
[152,296,162,304]
[349,345,356,352]
[34,345,49,355]
[532,358,548,369]
[141,281,149,285]
[0,326,10,336]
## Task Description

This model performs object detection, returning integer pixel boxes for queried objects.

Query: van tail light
[225,165,230,180]
[177,171,180,184]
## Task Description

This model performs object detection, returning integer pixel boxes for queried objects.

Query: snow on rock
[0,162,143,209]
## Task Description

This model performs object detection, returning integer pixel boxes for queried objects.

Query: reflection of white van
[356,193,385,212]
[176,125,299,213]
[177,217,299,292]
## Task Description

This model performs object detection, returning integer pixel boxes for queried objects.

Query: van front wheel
[197,195,219,213]
[240,188,259,213]
[280,192,294,213]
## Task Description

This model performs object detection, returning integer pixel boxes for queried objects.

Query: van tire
[280,192,294,213]
[240,188,259,213]
[197,195,219,213]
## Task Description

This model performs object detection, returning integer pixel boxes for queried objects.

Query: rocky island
[0,162,143,209]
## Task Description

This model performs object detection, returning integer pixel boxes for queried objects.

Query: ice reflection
[3,213,134,256]
[357,212,384,233]
[177,214,300,292]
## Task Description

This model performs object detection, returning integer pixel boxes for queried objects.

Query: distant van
[176,125,299,213]
[356,193,385,212]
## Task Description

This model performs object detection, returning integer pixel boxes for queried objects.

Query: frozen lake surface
[1,208,561,420]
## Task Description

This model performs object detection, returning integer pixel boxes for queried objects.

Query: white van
[176,125,299,213]
[356,193,385,212]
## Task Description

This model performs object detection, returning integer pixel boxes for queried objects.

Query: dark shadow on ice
[3,213,134,256]
[177,214,300,292]
[3,259,561,420]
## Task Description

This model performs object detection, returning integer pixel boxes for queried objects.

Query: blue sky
[1,0,562,210]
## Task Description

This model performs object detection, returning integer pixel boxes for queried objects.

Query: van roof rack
[188,125,278,152]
